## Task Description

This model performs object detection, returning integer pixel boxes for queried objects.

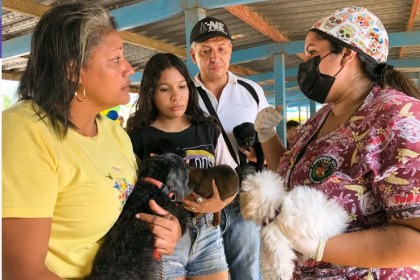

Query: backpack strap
[237,79,259,106]
[197,86,239,165]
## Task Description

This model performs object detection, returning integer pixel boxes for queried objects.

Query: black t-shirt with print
[130,121,220,169]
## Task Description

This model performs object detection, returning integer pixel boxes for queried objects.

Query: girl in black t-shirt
[127,53,236,280]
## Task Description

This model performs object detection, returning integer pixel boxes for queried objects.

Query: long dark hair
[313,31,420,99]
[18,2,117,138]
[126,53,209,135]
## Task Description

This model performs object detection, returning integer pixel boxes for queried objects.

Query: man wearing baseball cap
[183,16,270,280]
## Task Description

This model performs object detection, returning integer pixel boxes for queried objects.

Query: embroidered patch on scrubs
[309,156,338,184]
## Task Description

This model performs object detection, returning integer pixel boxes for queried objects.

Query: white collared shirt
[194,71,270,162]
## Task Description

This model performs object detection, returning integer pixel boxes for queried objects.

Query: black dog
[149,137,186,159]
[86,153,193,280]
[233,122,265,172]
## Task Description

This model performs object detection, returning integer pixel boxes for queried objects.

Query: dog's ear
[233,125,240,138]
[138,157,160,178]
[165,156,190,200]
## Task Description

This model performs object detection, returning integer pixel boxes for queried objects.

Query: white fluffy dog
[241,170,349,280]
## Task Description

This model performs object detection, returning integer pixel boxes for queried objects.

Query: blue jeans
[162,213,228,280]
[221,199,262,280]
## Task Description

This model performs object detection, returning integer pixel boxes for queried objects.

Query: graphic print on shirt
[113,176,137,211]
[308,155,338,184]
[184,144,216,169]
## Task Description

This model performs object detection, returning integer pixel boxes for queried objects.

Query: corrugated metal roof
[236,54,302,74]
[2,0,419,85]
[388,47,402,60]
[123,43,161,71]
[1,0,148,41]
[258,78,298,90]
[2,10,38,40]
[403,45,420,59]
[132,8,275,51]
[247,0,413,41]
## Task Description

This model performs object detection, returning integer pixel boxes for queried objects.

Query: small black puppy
[233,122,265,172]
[86,153,193,280]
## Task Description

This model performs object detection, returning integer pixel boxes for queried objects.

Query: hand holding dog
[136,199,182,256]
[183,180,237,213]
[279,223,326,261]
[254,105,284,143]
[239,146,257,163]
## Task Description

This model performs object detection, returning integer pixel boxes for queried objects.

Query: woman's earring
[75,84,86,102]
[341,59,346,66]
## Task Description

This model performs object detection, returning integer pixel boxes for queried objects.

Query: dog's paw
[261,223,296,280]
[240,170,287,225]
[280,186,349,240]
[279,264,295,280]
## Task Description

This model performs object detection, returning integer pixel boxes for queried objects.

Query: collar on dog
[262,208,281,227]
[143,177,174,199]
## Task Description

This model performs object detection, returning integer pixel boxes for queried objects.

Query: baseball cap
[190,17,232,45]
[311,7,389,64]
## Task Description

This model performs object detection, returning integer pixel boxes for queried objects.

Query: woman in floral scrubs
[254,6,420,280]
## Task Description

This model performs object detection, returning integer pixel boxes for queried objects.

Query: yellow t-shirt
[2,100,137,279]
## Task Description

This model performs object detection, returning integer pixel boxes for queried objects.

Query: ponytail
[358,55,420,99]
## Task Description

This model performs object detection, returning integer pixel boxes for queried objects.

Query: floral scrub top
[278,86,420,280]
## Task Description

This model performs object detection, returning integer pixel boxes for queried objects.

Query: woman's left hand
[183,180,236,213]
[136,199,182,256]
[279,224,325,261]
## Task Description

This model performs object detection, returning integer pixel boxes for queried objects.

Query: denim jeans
[221,198,262,280]
[162,213,228,280]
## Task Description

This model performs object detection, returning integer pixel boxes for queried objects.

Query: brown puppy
[188,165,239,226]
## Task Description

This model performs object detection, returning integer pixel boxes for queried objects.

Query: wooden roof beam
[224,5,306,60]
[399,0,420,58]
[2,0,186,56]
[2,0,255,77]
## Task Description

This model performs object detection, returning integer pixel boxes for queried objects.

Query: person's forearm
[261,135,286,171]
[322,224,420,267]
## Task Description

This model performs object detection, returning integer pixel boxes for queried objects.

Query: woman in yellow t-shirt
[2,3,182,280]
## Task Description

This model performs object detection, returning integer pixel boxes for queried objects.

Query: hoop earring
[75,84,86,102]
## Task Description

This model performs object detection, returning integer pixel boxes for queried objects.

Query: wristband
[259,129,276,143]
[314,239,326,262]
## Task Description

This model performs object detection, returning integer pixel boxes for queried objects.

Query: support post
[185,8,206,76]
[418,73,420,89]
[274,54,287,144]
[306,105,309,122]
[298,104,301,123]
[310,100,317,117]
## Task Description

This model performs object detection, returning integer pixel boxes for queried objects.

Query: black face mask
[297,53,344,104]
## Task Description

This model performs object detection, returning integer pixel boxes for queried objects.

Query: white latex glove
[254,105,284,143]
[279,223,326,261]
